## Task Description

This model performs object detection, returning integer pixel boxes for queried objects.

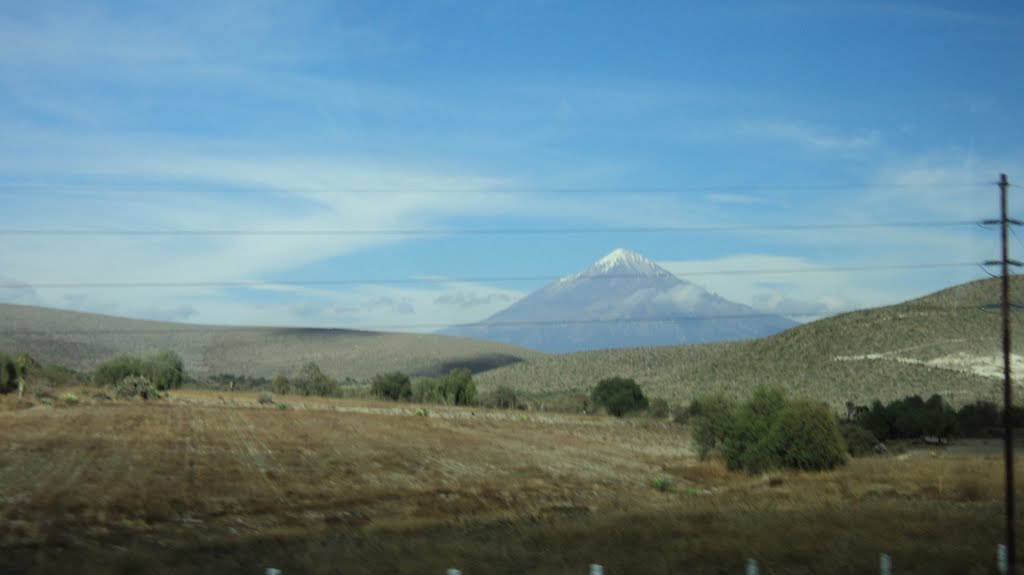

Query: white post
[266,569,282,575]
[590,564,603,575]
[999,544,1009,575]
[746,559,758,575]
[880,553,892,575]
[447,570,461,575]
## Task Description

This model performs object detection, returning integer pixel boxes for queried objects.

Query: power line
[0,220,979,237]
[0,181,992,195]
[0,262,982,291]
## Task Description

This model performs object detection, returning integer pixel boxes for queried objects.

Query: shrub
[146,350,185,390]
[413,377,446,404]
[591,377,648,417]
[648,398,670,419]
[489,385,520,410]
[271,374,291,395]
[841,423,880,457]
[691,393,737,460]
[370,371,412,401]
[413,369,477,406]
[766,401,847,471]
[443,368,477,406]
[0,351,18,394]
[650,477,676,493]
[93,350,184,391]
[722,386,788,471]
[294,362,336,397]
[116,375,159,400]
[62,393,79,406]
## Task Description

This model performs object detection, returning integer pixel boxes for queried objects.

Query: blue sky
[1,1,1022,331]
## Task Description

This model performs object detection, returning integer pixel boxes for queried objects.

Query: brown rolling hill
[0,303,546,381]
[476,276,1024,409]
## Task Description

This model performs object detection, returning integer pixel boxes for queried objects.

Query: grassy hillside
[478,276,1024,409]
[0,304,545,381]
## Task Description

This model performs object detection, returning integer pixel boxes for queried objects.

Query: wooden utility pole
[986,173,1020,573]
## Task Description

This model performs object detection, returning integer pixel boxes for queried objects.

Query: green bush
[489,385,520,410]
[293,362,336,397]
[0,351,18,394]
[591,377,648,417]
[370,371,412,401]
[444,368,477,405]
[93,350,184,391]
[695,386,847,473]
[841,423,880,456]
[271,374,291,395]
[412,369,477,406]
[691,393,737,460]
[116,375,159,400]
[413,377,446,404]
[766,401,847,471]
[722,386,788,472]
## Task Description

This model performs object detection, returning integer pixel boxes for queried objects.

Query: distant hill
[0,304,545,380]
[476,276,1024,409]
[443,248,796,353]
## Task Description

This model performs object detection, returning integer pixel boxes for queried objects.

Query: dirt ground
[1,391,1022,574]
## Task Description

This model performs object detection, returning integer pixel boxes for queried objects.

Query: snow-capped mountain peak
[442,247,798,353]
[582,248,673,278]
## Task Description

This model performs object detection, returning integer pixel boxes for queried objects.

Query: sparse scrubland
[1,390,1021,574]
[3,277,1024,572]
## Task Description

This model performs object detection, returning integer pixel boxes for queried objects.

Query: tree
[412,369,477,406]
[371,371,412,401]
[294,362,335,397]
[766,401,847,471]
[146,350,185,390]
[92,350,185,391]
[691,393,738,460]
[840,423,879,457]
[443,368,476,406]
[0,351,18,394]
[271,374,291,395]
[490,385,519,410]
[591,377,648,417]
[957,401,999,437]
[722,385,788,472]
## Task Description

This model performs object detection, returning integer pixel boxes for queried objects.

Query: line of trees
[847,394,1022,441]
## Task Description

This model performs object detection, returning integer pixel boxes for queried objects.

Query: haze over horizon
[2,1,1022,332]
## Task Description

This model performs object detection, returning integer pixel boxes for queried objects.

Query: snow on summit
[566,248,674,281]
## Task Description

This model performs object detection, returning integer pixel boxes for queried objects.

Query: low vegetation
[591,376,648,417]
[413,368,477,406]
[0,351,19,394]
[693,386,847,473]
[370,371,412,401]
[93,349,185,390]
[847,394,1022,441]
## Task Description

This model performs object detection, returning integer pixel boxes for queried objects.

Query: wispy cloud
[736,121,881,151]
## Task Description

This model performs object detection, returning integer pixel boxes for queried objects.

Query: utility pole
[985,173,1021,574]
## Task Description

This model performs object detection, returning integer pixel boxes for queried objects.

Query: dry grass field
[2,391,1023,574]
